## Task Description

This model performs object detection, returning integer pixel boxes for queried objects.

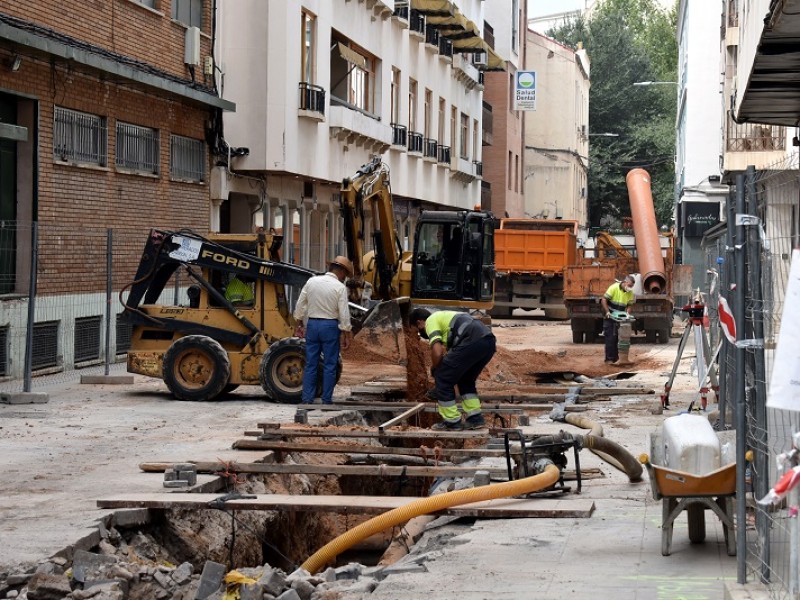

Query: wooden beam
[378,404,426,432]
[231,439,516,457]
[249,427,489,440]
[97,493,595,518]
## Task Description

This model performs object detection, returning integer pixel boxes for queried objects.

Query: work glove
[605,312,611,319]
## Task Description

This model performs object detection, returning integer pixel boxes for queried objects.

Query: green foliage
[547,0,678,227]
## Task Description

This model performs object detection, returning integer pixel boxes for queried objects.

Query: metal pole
[746,165,771,582]
[719,191,736,431]
[735,173,748,582]
[23,222,38,393]
[104,228,113,377]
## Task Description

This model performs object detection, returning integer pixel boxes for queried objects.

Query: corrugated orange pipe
[300,464,560,574]
[625,168,666,293]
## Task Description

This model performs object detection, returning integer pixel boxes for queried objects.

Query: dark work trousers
[434,335,497,402]
[603,318,619,362]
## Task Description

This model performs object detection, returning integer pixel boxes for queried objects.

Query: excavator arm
[594,231,632,262]
[340,157,404,303]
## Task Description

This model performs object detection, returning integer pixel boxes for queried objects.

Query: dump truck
[490,218,579,318]
[564,169,690,344]
[121,158,496,403]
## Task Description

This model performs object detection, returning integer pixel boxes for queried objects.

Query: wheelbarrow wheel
[687,504,706,543]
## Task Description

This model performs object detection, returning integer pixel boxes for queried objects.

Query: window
[450,106,457,152]
[330,35,375,113]
[391,68,401,123]
[172,0,202,28]
[116,122,159,175]
[301,10,316,84]
[460,113,469,159]
[438,98,445,144]
[408,79,418,132]
[424,89,432,139]
[508,151,512,190]
[53,107,107,166]
[472,118,478,161]
[515,154,519,192]
[133,0,157,8]
[170,135,206,182]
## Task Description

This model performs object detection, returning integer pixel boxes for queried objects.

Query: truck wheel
[657,327,671,344]
[586,331,598,344]
[162,335,231,402]
[645,330,657,344]
[490,306,513,318]
[259,337,343,404]
[572,330,584,344]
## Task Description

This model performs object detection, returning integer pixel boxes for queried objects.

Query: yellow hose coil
[300,464,560,574]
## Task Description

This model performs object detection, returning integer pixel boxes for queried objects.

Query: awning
[450,37,507,71]
[437,11,481,40]
[410,0,455,17]
[337,42,367,70]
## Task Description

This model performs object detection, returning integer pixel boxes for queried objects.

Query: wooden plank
[97,493,595,518]
[250,427,490,440]
[231,439,516,457]
[378,404,426,432]
[301,403,524,414]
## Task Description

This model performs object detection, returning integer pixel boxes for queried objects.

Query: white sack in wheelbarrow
[767,249,800,411]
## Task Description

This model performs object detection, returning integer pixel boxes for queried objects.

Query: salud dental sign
[514,71,537,111]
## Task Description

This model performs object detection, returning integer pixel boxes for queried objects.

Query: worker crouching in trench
[408,308,496,430]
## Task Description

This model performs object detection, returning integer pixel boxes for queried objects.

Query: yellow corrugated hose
[300,464,560,574]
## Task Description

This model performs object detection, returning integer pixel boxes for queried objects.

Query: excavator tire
[260,337,343,404]
[162,335,231,402]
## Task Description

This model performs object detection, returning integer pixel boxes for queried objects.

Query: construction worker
[408,308,496,430]
[225,274,254,306]
[600,275,636,364]
[293,256,353,405]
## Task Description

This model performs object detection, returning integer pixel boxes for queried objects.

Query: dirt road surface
[0,318,703,576]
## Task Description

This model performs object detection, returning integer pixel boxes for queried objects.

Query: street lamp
[588,133,619,137]
[633,81,678,86]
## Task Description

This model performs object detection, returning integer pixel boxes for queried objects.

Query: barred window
[172,0,203,28]
[53,107,107,166]
[170,135,206,182]
[116,122,159,174]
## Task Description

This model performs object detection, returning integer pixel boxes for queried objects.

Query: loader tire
[657,327,671,344]
[572,330,584,344]
[163,335,231,402]
[260,338,343,404]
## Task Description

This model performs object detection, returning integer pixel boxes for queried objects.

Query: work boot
[464,414,486,429]
[431,420,464,431]
[425,388,440,402]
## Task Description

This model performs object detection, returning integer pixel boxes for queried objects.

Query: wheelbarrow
[640,429,737,556]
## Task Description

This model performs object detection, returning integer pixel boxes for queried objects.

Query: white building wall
[734,0,770,118]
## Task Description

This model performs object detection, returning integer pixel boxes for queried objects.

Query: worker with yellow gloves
[408,308,496,430]
[224,274,255,306]
[600,275,636,364]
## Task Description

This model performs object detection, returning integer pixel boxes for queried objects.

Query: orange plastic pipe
[625,168,667,293]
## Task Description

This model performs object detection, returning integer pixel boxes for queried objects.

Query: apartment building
[523,31,589,233]
[675,0,728,292]
[0,0,230,378]
[482,0,527,218]
[214,0,505,272]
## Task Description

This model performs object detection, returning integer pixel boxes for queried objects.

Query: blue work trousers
[302,318,340,403]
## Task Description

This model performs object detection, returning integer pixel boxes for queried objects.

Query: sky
[528,0,675,19]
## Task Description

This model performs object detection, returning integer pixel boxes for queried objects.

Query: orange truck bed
[494,220,578,274]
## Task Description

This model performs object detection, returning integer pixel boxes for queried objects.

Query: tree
[548,0,678,228]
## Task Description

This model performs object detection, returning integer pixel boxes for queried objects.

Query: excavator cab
[411,210,495,309]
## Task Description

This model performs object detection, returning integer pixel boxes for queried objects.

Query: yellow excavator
[121,158,496,403]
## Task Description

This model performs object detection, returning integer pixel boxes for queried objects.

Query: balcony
[438,37,453,63]
[298,82,325,121]
[409,10,425,40]
[392,2,409,28]
[423,138,438,162]
[365,0,394,20]
[437,145,451,165]
[407,131,423,154]
[473,160,483,178]
[329,98,392,154]
[425,27,439,53]
[450,155,477,183]
[391,123,407,149]
[452,54,481,90]
[482,101,493,146]
[723,118,786,171]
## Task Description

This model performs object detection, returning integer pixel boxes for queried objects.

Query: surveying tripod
[660,301,720,410]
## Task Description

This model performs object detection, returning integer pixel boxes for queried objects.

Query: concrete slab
[80,375,135,384]
[0,391,49,404]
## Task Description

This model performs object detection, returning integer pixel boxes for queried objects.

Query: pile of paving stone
[0,519,431,600]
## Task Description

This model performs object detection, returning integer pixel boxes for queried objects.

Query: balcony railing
[727,0,738,27]
[410,9,425,35]
[425,26,439,47]
[391,123,407,147]
[423,138,438,159]
[726,120,785,152]
[481,180,491,210]
[473,161,483,177]
[408,131,423,153]
[298,82,325,115]
[438,37,453,59]
[437,145,451,164]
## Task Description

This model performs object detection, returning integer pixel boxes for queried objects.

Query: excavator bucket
[351,298,410,363]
